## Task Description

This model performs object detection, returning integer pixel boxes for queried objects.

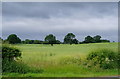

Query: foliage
[2,45,44,73]
[2,45,21,61]
[22,39,43,44]
[3,34,111,45]
[64,33,78,44]
[2,59,29,73]
[93,35,101,43]
[45,34,56,46]
[7,34,21,44]
[86,49,118,69]
[100,39,110,43]
[72,39,79,44]
[83,35,110,43]
[84,36,94,43]
[2,45,24,73]
[55,40,61,44]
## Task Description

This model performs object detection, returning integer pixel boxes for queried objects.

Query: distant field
[4,43,118,77]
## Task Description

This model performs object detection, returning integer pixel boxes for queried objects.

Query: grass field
[3,42,119,77]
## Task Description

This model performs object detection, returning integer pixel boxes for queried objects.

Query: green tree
[34,40,41,44]
[100,39,110,43]
[64,33,75,44]
[93,35,101,43]
[72,39,79,44]
[84,36,94,43]
[45,34,56,46]
[56,40,61,44]
[7,34,21,44]
[24,39,34,44]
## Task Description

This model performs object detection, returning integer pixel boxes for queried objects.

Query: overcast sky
[2,2,118,42]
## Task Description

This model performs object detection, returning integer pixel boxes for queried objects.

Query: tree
[7,34,21,44]
[93,35,101,43]
[84,36,94,43]
[44,34,56,46]
[64,33,75,44]
[34,40,40,44]
[72,39,79,44]
[24,39,30,44]
[24,39,33,44]
[100,39,110,43]
[56,40,61,44]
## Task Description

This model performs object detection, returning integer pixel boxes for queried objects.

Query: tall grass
[3,42,118,77]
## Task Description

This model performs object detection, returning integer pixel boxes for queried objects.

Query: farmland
[3,42,119,77]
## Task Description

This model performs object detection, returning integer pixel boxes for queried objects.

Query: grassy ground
[3,42,119,77]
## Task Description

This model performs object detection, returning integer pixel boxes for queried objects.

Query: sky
[2,2,118,42]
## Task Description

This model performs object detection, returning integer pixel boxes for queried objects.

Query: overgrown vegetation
[85,49,119,69]
[2,43,118,77]
[2,45,43,74]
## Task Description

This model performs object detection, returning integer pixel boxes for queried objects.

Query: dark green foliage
[64,33,75,44]
[2,45,44,73]
[93,35,101,43]
[72,39,79,44]
[24,39,33,44]
[22,39,43,44]
[45,34,56,46]
[64,33,78,44]
[42,41,49,44]
[2,59,29,73]
[2,45,25,73]
[100,39,110,43]
[82,35,110,44]
[2,59,44,74]
[2,45,21,61]
[86,49,118,69]
[55,40,61,44]
[118,53,120,69]
[33,40,42,44]
[84,36,94,43]
[7,34,21,44]
[4,34,111,45]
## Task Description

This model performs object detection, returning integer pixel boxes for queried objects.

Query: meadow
[3,42,119,77]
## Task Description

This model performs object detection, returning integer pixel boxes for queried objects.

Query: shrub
[2,45,44,74]
[2,45,21,61]
[2,45,27,73]
[86,49,118,69]
[2,59,29,73]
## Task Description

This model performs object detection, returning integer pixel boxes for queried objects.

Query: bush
[2,45,27,73]
[2,45,44,74]
[2,59,29,73]
[86,49,118,69]
[2,45,21,61]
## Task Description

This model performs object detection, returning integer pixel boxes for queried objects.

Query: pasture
[3,42,119,77]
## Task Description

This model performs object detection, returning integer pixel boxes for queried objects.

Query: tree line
[1,33,110,46]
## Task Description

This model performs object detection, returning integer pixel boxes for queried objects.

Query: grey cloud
[2,2,117,19]
[2,2,118,42]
